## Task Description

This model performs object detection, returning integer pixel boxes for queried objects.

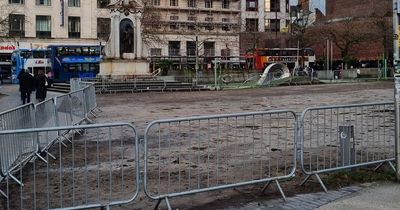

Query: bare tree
[368,0,392,61]
[315,16,371,69]
[0,2,12,38]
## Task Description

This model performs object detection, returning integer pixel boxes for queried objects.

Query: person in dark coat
[18,69,35,104]
[35,70,47,102]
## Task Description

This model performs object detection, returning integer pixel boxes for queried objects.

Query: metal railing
[299,102,396,192]
[144,110,298,209]
[0,82,98,202]
[0,123,139,210]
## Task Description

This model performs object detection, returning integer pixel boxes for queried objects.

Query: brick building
[309,0,392,68]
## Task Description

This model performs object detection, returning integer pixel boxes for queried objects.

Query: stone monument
[100,0,150,77]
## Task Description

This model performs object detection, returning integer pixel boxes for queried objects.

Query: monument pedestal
[100,58,150,77]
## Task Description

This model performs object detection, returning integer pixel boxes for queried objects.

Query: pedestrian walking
[0,66,3,85]
[18,69,35,104]
[35,70,48,102]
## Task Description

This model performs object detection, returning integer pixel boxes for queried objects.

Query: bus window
[90,63,100,73]
[21,51,32,59]
[82,63,90,72]
[82,47,89,56]
[46,50,51,58]
[33,51,45,58]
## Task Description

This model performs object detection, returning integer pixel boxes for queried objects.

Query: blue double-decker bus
[48,45,102,82]
[11,49,52,84]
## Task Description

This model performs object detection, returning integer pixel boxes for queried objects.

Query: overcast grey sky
[289,0,326,14]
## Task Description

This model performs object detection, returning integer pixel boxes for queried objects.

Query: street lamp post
[393,0,400,181]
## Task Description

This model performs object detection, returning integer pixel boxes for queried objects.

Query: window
[221,49,230,57]
[170,0,178,6]
[9,14,25,37]
[170,16,179,20]
[97,18,110,41]
[205,0,212,8]
[188,0,196,8]
[204,42,215,56]
[186,41,196,56]
[205,17,213,22]
[97,0,110,8]
[9,0,24,4]
[270,0,280,12]
[169,23,179,30]
[222,18,230,31]
[246,0,257,11]
[187,24,196,30]
[68,17,81,38]
[150,48,161,56]
[36,0,51,6]
[204,24,213,31]
[265,19,280,32]
[152,0,160,6]
[68,0,80,7]
[188,16,197,21]
[36,15,51,38]
[245,18,258,32]
[168,41,180,56]
[222,0,229,9]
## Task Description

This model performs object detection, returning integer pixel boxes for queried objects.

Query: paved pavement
[220,186,363,210]
[0,84,61,113]
[317,182,400,210]
[220,182,400,210]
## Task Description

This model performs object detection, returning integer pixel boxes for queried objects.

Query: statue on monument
[120,19,135,55]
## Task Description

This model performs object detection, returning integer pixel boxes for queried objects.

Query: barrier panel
[54,94,73,127]
[0,103,37,186]
[299,102,395,192]
[0,123,139,210]
[144,110,297,209]
[35,98,59,152]
[70,89,86,125]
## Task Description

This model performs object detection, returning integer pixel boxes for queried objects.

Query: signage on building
[0,45,17,53]
[60,0,65,26]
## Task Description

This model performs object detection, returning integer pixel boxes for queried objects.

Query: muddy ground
[94,81,394,210]
[1,81,395,210]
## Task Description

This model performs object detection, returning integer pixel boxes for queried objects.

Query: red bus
[248,48,316,71]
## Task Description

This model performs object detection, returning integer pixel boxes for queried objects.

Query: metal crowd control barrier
[144,110,297,209]
[299,102,396,192]
[0,103,37,194]
[70,89,87,125]
[35,98,59,155]
[0,123,139,210]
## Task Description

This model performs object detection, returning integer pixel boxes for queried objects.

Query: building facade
[0,0,291,74]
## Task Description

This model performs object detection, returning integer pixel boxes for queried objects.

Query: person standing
[18,69,35,104]
[35,70,47,102]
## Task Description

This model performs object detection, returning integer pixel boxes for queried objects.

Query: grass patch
[324,168,396,188]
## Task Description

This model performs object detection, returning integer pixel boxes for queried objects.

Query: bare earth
[94,81,394,210]
[1,82,394,210]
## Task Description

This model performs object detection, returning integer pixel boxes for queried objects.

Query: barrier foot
[275,180,287,201]
[154,197,172,210]
[0,189,7,198]
[300,174,312,186]
[90,110,98,118]
[8,173,24,186]
[36,152,48,164]
[300,174,328,193]
[61,135,72,144]
[261,180,287,201]
[46,151,56,160]
[374,162,385,171]
[315,174,328,193]
[154,199,162,210]
[388,161,396,172]
[261,181,272,194]
[85,117,94,124]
